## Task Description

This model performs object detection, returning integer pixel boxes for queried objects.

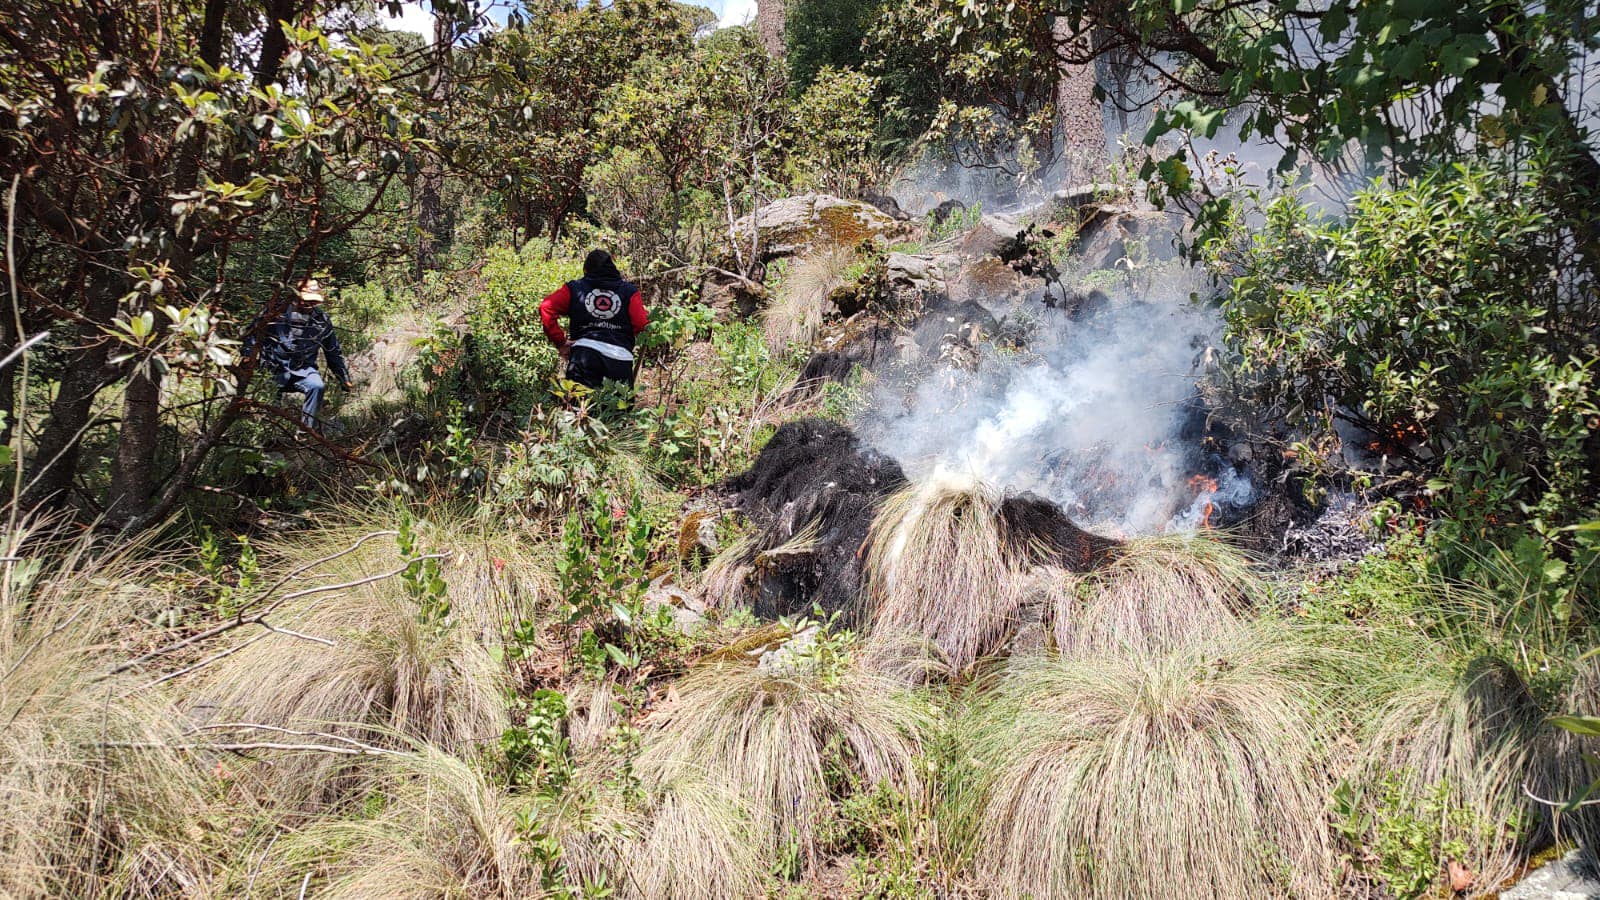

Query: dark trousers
[566,346,636,390]
[276,367,326,430]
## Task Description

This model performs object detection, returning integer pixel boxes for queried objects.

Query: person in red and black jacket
[538,249,649,389]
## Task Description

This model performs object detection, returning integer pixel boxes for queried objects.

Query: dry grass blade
[1051,533,1258,656]
[863,475,1030,673]
[542,762,766,899]
[950,626,1336,900]
[700,532,756,610]
[1532,654,1600,854]
[635,631,933,876]
[762,244,857,354]
[265,748,546,899]
[190,519,512,805]
[0,526,226,898]
[1349,653,1549,895]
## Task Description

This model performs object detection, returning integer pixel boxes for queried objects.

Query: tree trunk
[21,268,122,510]
[1053,18,1107,185]
[104,358,161,526]
[415,8,454,276]
[0,310,16,446]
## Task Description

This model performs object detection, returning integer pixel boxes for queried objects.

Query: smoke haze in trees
[858,279,1253,536]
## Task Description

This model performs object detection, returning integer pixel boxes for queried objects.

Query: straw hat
[297,278,326,304]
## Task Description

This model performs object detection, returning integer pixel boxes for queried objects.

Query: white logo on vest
[582,289,623,320]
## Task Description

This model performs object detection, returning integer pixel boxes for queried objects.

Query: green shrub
[1206,159,1600,617]
[468,242,581,413]
[788,67,884,194]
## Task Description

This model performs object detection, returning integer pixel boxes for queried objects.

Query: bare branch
[105,531,446,678]
[1522,781,1600,809]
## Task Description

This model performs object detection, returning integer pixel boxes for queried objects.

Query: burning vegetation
[5,0,1596,891]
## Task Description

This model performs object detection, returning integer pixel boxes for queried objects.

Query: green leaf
[1551,716,1600,737]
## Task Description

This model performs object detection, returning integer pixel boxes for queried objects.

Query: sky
[385,0,757,38]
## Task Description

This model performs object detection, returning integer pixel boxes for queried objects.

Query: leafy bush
[789,67,884,194]
[468,242,581,414]
[1206,160,1600,614]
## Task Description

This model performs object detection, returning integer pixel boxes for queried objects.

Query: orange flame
[1188,475,1219,528]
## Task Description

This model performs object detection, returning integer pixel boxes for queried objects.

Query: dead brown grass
[763,244,858,354]
[634,628,934,876]
[1050,533,1257,655]
[862,475,1032,674]
[948,625,1336,900]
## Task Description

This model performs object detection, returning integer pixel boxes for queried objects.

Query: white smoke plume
[858,280,1250,536]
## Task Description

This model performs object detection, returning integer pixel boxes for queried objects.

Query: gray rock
[1072,206,1179,270]
[884,251,959,295]
[756,624,821,675]
[733,195,919,261]
[1502,850,1600,900]
[642,580,709,636]
[699,269,766,320]
[962,213,1028,257]
[1050,183,1122,212]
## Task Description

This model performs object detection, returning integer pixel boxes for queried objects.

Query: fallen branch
[239,398,385,469]
[191,722,398,753]
[99,722,406,758]
[137,631,271,691]
[104,528,443,678]
[1522,781,1600,810]
[101,740,402,757]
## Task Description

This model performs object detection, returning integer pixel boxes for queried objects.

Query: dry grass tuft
[1346,653,1545,895]
[190,516,513,804]
[0,529,225,898]
[1536,654,1600,854]
[635,628,934,875]
[863,474,1031,673]
[279,748,765,900]
[1051,533,1258,655]
[950,626,1336,900]
[763,244,857,354]
[269,747,546,899]
[544,762,766,899]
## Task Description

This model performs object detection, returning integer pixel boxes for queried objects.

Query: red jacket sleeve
[628,290,649,335]
[539,285,571,346]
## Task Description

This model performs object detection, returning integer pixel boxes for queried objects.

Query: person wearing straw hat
[247,277,352,432]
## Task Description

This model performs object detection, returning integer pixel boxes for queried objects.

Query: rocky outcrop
[961,213,1030,258]
[1072,204,1180,270]
[734,195,921,262]
[885,251,959,297]
[699,269,767,320]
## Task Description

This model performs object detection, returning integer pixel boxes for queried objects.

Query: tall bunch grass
[1051,533,1257,655]
[190,516,513,805]
[266,748,547,899]
[635,629,934,875]
[541,762,766,898]
[1342,652,1545,896]
[0,527,225,897]
[948,625,1337,899]
[1537,654,1600,854]
[863,475,1029,673]
[762,244,857,354]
